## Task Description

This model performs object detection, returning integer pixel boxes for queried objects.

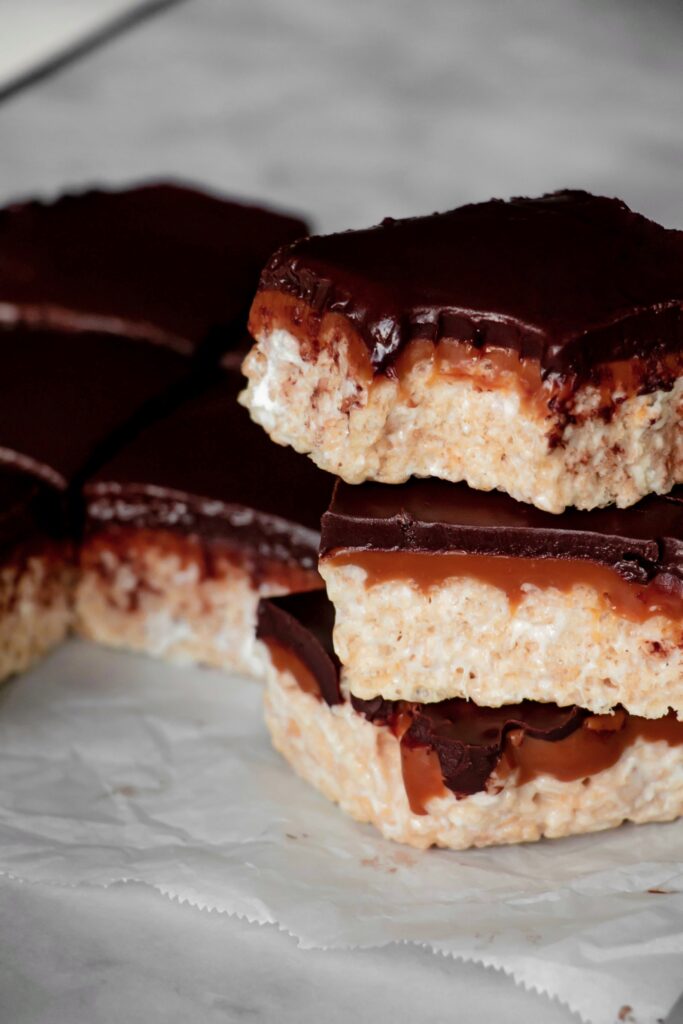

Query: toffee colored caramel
[251,292,683,417]
[258,591,683,806]
[258,190,683,378]
[321,478,683,591]
[326,550,683,622]
[502,711,683,787]
[399,741,448,816]
[263,639,323,700]
[257,592,342,706]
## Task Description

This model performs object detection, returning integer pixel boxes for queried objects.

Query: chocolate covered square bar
[243,190,683,512]
[257,591,683,850]
[319,478,683,718]
[0,471,73,683]
[0,182,307,359]
[78,371,332,675]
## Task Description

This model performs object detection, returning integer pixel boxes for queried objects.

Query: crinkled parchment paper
[0,640,682,1024]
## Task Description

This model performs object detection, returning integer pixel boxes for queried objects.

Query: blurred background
[0,0,682,231]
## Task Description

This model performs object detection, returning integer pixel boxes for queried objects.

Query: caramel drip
[264,640,322,700]
[399,742,449,816]
[249,291,373,383]
[393,337,547,412]
[327,550,683,623]
[501,710,683,787]
[252,289,683,409]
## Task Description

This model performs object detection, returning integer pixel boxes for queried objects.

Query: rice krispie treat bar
[78,371,331,675]
[257,591,683,850]
[0,471,73,683]
[242,190,683,512]
[0,182,307,360]
[319,478,683,717]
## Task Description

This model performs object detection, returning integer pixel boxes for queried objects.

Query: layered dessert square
[77,371,332,675]
[258,591,683,850]
[0,471,73,683]
[243,190,683,512]
[0,327,190,489]
[319,478,683,718]
[0,182,307,359]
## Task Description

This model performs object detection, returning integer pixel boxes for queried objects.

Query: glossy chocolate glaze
[321,478,683,585]
[0,469,66,556]
[0,183,307,358]
[259,190,683,375]
[0,327,190,491]
[85,371,334,571]
[257,592,341,706]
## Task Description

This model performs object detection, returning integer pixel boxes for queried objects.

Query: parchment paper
[0,640,682,1024]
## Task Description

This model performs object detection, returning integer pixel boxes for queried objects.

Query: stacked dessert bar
[0,181,330,681]
[249,191,683,849]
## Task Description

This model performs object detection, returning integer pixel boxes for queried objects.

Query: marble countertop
[0,2,682,1021]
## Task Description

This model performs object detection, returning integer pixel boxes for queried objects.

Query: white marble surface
[0,2,682,1021]
[0,0,151,92]
[0,0,682,231]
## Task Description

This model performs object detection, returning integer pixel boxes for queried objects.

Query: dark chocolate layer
[0,469,66,557]
[257,592,341,705]
[0,183,307,358]
[354,696,585,797]
[259,190,683,375]
[257,590,587,795]
[85,371,333,571]
[0,328,189,490]
[321,478,683,584]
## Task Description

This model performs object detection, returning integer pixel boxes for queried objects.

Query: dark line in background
[0,0,188,105]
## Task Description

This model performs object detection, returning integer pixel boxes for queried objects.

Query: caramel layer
[399,742,449,815]
[84,526,322,593]
[500,710,683,787]
[270,620,683,810]
[326,550,683,622]
[264,640,322,700]
[251,290,683,412]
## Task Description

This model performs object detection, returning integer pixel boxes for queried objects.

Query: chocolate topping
[259,190,683,375]
[321,478,683,584]
[258,590,592,794]
[85,371,333,571]
[0,183,307,358]
[0,469,66,555]
[0,327,190,491]
[257,592,341,705]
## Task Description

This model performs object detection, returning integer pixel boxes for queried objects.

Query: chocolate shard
[257,592,342,705]
[0,183,307,358]
[321,477,683,583]
[259,190,683,375]
[0,328,190,491]
[84,370,334,572]
[401,700,585,797]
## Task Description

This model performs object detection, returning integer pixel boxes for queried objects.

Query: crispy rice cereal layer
[240,326,683,513]
[0,550,74,683]
[319,560,683,717]
[264,662,683,850]
[77,530,320,677]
